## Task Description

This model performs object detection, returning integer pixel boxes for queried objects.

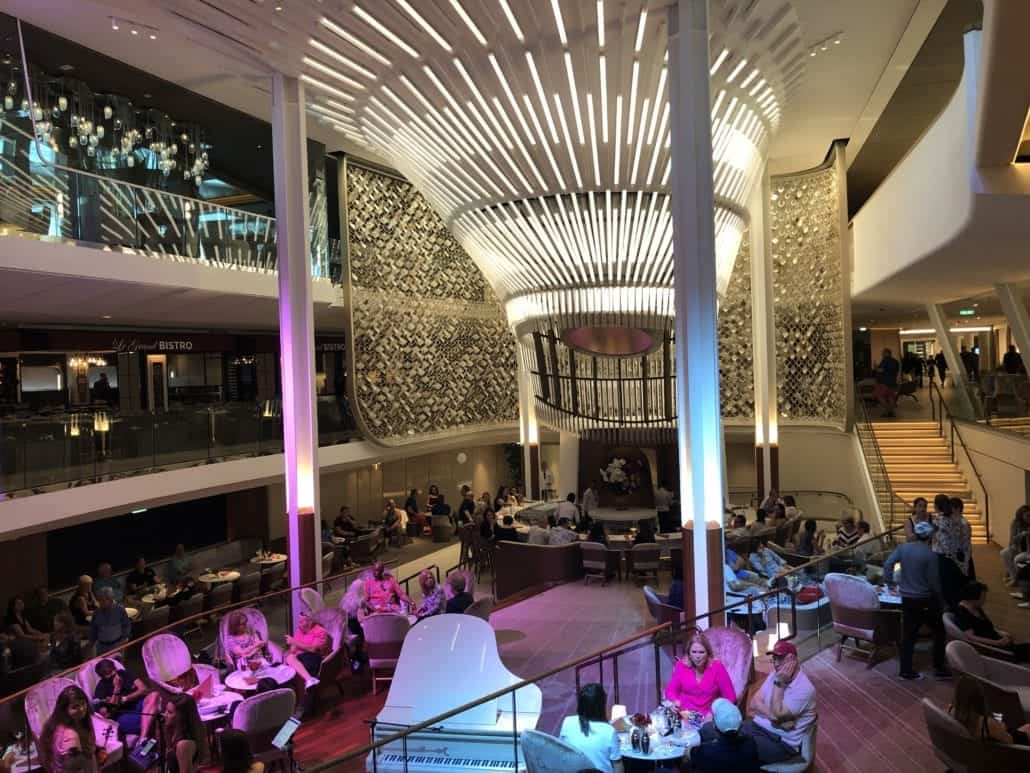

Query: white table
[617,728,700,762]
[197,690,245,722]
[198,570,241,584]
[225,663,296,691]
[592,507,658,524]
[249,554,287,565]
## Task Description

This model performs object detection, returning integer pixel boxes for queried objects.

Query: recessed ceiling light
[143,93,152,99]
[58,64,74,71]
[149,34,157,40]
[101,315,112,319]
[131,29,138,35]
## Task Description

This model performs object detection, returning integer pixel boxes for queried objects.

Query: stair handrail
[853,383,910,531]
[929,380,991,542]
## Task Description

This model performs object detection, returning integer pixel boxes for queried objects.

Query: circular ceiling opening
[562,327,658,357]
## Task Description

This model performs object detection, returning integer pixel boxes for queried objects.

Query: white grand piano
[366,614,542,772]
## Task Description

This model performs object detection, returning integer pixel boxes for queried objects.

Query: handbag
[797,585,823,604]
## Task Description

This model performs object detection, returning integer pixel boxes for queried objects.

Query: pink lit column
[668,0,726,625]
[271,74,321,599]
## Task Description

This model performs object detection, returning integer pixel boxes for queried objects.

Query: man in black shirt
[445,573,474,614]
[125,557,157,596]
[874,348,900,417]
[333,506,360,538]
[493,515,521,543]
[92,658,150,735]
[1003,345,1025,375]
[457,492,476,525]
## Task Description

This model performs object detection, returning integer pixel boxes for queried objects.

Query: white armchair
[26,677,123,768]
[141,633,220,694]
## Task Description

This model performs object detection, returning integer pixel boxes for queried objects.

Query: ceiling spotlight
[131,29,138,36]
[111,18,119,30]
[149,33,157,40]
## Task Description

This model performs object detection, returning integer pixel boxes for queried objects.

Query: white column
[996,283,1030,360]
[668,0,724,621]
[516,354,539,498]
[749,171,776,493]
[558,431,580,501]
[927,303,975,416]
[272,74,322,598]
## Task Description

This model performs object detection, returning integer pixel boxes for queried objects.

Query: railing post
[511,689,519,772]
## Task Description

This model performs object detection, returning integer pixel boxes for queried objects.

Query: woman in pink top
[286,610,331,689]
[665,630,736,723]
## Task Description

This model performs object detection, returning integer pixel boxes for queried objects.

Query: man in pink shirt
[665,631,737,724]
[286,610,330,689]
[363,561,412,614]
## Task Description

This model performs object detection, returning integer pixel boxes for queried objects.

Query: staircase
[870,421,988,544]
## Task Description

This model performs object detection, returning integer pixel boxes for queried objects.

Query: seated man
[749,537,787,580]
[445,573,474,613]
[125,557,157,597]
[334,506,360,538]
[381,499,406,541]
[701,640,815,766]
[362,560,412,614]
[527,522,550,545]
[93,561,123,602]
[690,698,760,772]
[549,517,579,546]
[92,658,149,736]
[555,492,580,524]
[726,548,763,586]
[728,514,750,538]
[493,514,521,543]
[89,588,132,654]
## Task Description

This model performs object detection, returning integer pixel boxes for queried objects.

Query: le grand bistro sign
[112,338,197,353]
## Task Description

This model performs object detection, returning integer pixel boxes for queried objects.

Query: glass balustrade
[0,116,335,279]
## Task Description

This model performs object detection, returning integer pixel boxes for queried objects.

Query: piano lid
[376,614,542,728]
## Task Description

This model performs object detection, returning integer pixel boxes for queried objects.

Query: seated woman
[69,576,98,629]
[91,658,149,737]
[285,609,331,689]
[5,594,49,644]
[832,515,862,550]
[633,519,657,545]
[478,510,494,541]
[954,581,1030,662]
[362,561,412,614]
[794,520,821,557]
[559,683,623,773]
[949,674,1030,745]
[51,613,84,669]
[40,685,99,773]
[414,570,445,620]
[141,692,206,773]
[225,610,270,669]
[219,730,264,773]
[782,496,801,521]
[340,580,367,672]
[665,630,737,724]
[749,537,787,579]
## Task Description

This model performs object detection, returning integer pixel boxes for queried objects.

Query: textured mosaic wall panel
[345,163,518,441]
[769,162,847,427]
[718,233,755,420]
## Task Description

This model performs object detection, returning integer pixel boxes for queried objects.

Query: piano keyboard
[372,753,519,770]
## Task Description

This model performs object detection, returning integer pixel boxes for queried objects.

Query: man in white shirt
[541,466,555,500]
[549,517,579,545]
[556,492,580,524]
[709,640,815,764]
[582,480,599,520]
[654,480,677,533]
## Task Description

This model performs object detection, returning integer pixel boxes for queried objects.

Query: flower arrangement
[600,456,644,495]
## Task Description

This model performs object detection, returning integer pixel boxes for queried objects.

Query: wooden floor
[292,542,1030,772]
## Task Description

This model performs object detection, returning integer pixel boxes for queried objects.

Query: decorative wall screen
[717,233,755,421]
[345,162,518,443]
[769,159,847,427]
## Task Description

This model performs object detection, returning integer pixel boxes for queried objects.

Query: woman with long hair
[665,629,737,724]
[948,674,1030,744]
[224,610,268,670]
[39,685,98,773]
[426,484,442,511]
[5,595,48,643]
[158,692,207,773]
[1002,504,1030,584]
[558,683,622,773]
[69,576,98,628]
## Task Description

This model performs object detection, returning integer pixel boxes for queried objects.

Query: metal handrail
[777,524,907,580]
[929,380,991,541]
[398,563,439,596]
[853,383,909,530]
[0,557,399,707]
[0,115,275,227]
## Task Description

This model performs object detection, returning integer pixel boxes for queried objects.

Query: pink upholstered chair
[824,572,899,668]
[231,687,296,768]
[26,677,124,768]
[946,640,1030,725]
[76,656,125,701]
[299,587,325,615]
[704,625,754,711]
[218,607,284,667]
[362,612,410,694]
[142,633,194,691]
[520,728,593,772]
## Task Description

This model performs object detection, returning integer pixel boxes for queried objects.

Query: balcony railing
[0,115,337,280]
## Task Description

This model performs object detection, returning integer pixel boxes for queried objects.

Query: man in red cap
[701,640,816,765]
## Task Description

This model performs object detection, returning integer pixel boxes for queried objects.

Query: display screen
[272,716,301,750]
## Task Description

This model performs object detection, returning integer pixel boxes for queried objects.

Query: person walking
[934,352,948,387]
[1003,345,1025,375]
[883,521,950,681]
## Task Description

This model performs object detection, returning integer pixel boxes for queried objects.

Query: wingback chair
[26,677,124,768]
[299,587,325,615]
[362,612,410,694]
[704,625,754,711]
[943,612,1018,660]
[922,697,1030,772]
[142,633,194,690]
[824,572,900,668]
[946,640,1030,724]
[218,607,285,667]
[231,688,297,768]
[643,586,682,627]
[519,729,594,773]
